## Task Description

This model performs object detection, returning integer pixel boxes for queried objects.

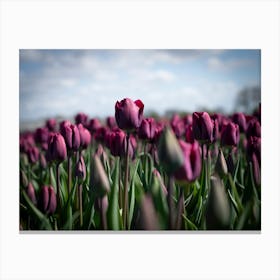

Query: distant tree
[235,86,261,113]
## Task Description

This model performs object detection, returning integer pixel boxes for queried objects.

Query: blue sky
[19,49,260,122]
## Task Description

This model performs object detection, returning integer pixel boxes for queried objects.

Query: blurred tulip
[170,114,185,138]
[252,153,261,187]
[115,98,144,131]
[78,124,91,149]
[27,146,39,164]
[232,113,246,133]
[108,129,126,157]
[34,127,49,146]
[61,122,80,151]
[75,112,88,126]
[20,170,28,188]
[212,118,220,142]
[94,127,109,143]
[206,175,231,230]
[39,186,57,215]
[215,148,228,178]
[192,112,214,142]
[75,154,86,182]
[39,153,47,169]
[247,136,261,166]
[122,134,137,159]
[46,133,67,162]
[221,122,240,147]
[182,114,192,125]
[138,117,156,142]
[27,182,37,205]
[106,116,117,129]
[46,118,56,131]
[158,127,184,175]
[246,118,261,138]
[185,124,194,143]
[87,118,102,134]
[174,140,201,182]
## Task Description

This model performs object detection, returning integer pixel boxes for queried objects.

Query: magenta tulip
[174,140,202,182]
[232,113,246,133]
[246,118,261,138]
[27,182,37,205]
[221,122,240,147]
[46,118,56,131]
[106,116,117,129]
[138,117,156,141]
[192,112,214,142]
[108,129,126,157]
[87,118,102,134]
[47,133,67,162]
[27,146,39,164]
[75,154,86,181]
[115,98,144,131]
[75,112,88,126]
[40,186,57,215]
[61,122,80,151]
[78,124,91,149]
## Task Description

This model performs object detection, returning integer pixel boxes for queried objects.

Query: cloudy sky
[19,49,260,123]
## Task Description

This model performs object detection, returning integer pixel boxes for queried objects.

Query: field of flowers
[19,98,261,230]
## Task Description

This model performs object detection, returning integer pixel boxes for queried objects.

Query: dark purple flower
[34,127,49,145]
[46,118,56,131]
[27,182,37,205]
[138,117,156,142]
[232,113,247,133]
[78,124,91,149]
[122,134,137,159]
[115,98,144,131]
[87,118,102,134]
[40,186,57,215]
[106,116,117,129]
[46,133,67,162]
[27,146,39,164]
[108,129,126,157]
[221,122,240,147]
[75,112,88,126]
[185,124,194,143]
[170,114,185,138]
[247,136,261,166]
[182,114,192,126]
[192,112,214,142]
[39,153,47,168]
[61,122,80,151]
[174,140,202,182]
[246,118,261,138]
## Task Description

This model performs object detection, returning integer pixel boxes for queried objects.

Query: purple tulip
[115,98,144,131]
[40,186,57,215]
[78,124,91,149]
[34,127,49,145]
[232,113,247,133]
[192,112,214,142]
[246,118,261,138]
[46,118,56,131]
[138,117,156,142]
[106,116,117,129]
[247,136,261,166]
[75,154,86,181]
[47,133,67,162]
[108,129,126,157]
[27,182,37,205]
[182,114,192,126]
[87,118,102,134]
[174,140,202,182]
[75,112,88,126]
[61,122,80,151]
[122,134,137,159]
[185,124,194,143]
[27,146,39,164]
[212,117,220,142]
[170,114,185,138]
[221,122,240,147]
[39,153,47,169]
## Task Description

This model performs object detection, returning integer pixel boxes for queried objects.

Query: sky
[19,49,260,123]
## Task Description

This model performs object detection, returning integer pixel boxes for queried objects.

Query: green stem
[67,155,72,196]
[123,133,130,230]
[56,163,61,210]
[168,176,175,230]
[175,187,184,230]
[79,184,83,228]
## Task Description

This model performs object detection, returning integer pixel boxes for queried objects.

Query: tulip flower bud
[115,98,144,131]
[61,122,81,151]
[206,175,231,230]
[158,127,184,175]
[108,129,126,157]
[170,114,185,138]
[232,113,246,133]
[192,112,214,142]
[215,148,228,178]
[78,124,91,149]
[87,118,102,134]
[27,146,39,164]
[90,154,110,197]
[121,134,137,159]
[20,170,28,188]
[138,117,156,142]
[34,127,49,146]
[185,124,194,143]
[27,182,37,205]
[39,186,57,215]
[246,118,261,138]
[137,194,160,230]
[221,122,240,147]
[46,133,67,162]
[75,154,86,182]
[75,112,88,126]
[174,140,202,182]
[46,118,56,132]
[106,116,117,129]
[39,153,47,169]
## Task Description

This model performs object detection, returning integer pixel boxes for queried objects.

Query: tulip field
[20,98,261,230]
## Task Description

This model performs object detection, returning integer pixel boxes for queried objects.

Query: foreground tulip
[47,133,67,162]
[115,98,144,131]
[138,117,156,142]
[39,186,57,215]
[174,140,201,182]
[221,122,240,147]
[192,112,214,142]
[61,122,80,151]
[232,113,246,133]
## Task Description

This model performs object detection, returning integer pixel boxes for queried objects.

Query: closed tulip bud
[46,118,56,131]
[108,129,126,157]
[78,124,91,149]
[27,182,37,205]
[185,124,194,143]
[246,118,261,138]
[90,154,110,197]
[75,154,86,182]
[27,146,39,164]
[39,186,57,215]
[221,122,240,147]
[75,112,88,126]
[215,149,228,177]
[206,175,231,230]
[122,134,137,159]
[39,153,47,169]
[174,140,202,182]
[106,116,117,129]
[115,98,144,131]
[232,113,246,133]
[61,122,80,151]
[138,117,156,141]
[192,112,214,142]
[158,127,184,175]
[34,127,49,145]
[94,127,109,143]
[47,133,67,162]
[87,118,102,134]
[20,170,28,188]
[170,114,185,138]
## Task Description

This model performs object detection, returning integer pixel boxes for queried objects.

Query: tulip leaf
[182,214,198,230]
[22,190,52,230]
